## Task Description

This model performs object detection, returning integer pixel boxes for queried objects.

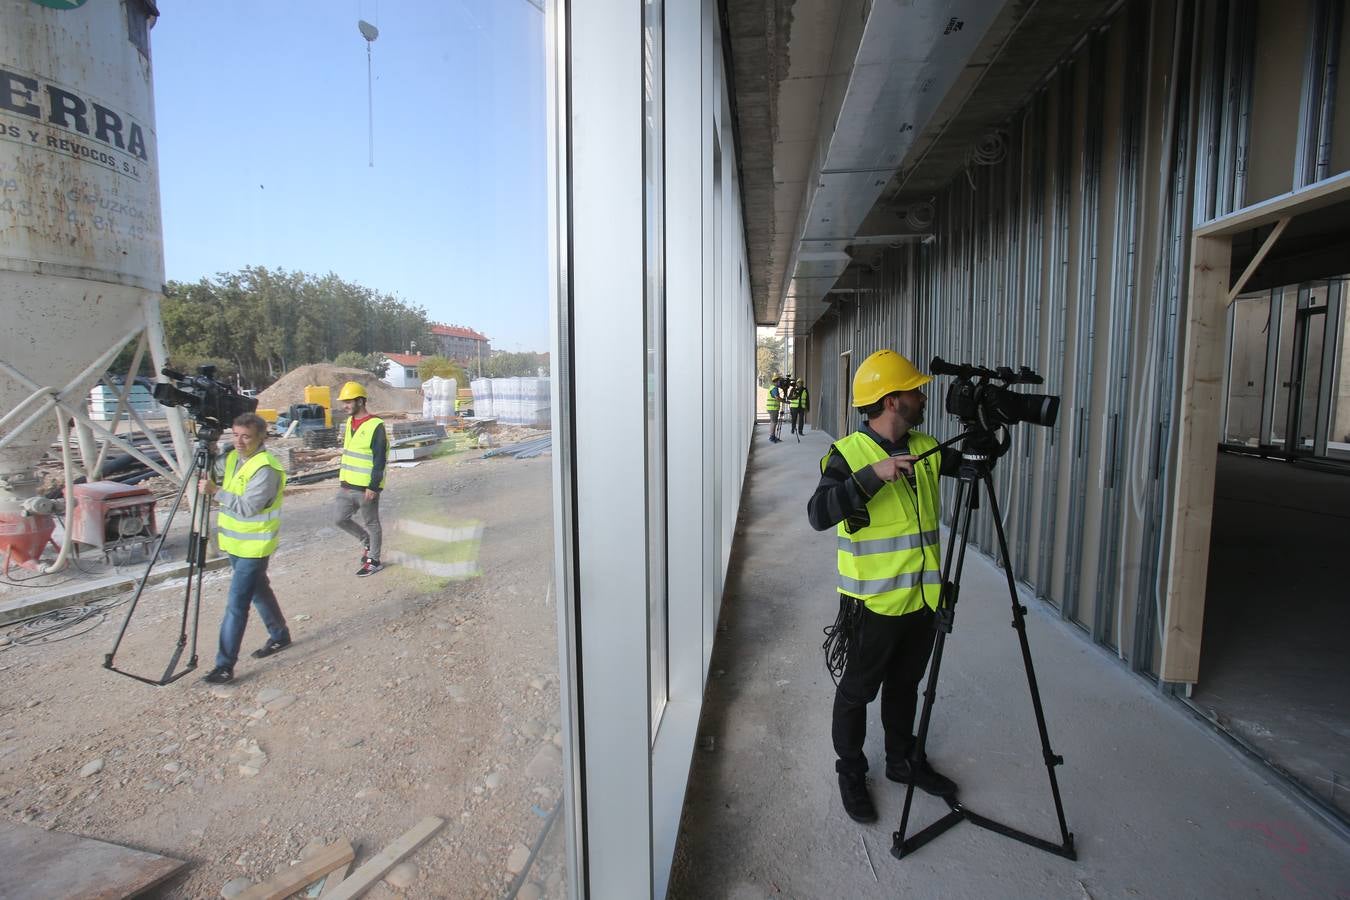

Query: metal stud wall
[791,0,1350,675]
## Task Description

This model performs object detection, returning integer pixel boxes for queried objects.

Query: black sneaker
[885,758,958,798]
[356,559,384,577]
[202,666,233,684]
[251,636,292,659]
[838,772,877,823]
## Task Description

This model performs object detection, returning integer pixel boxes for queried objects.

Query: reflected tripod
[891,432,1075,861]
[104,431,219,686]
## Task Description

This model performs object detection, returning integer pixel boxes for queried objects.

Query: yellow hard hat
[852,350,930,407]
[338,381,368,401]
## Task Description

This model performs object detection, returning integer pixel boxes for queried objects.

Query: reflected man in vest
[766,376,784,443]
[807,349,959,823]
[335,381,388,577]
[789,378,808,436]
[200,413,291,684]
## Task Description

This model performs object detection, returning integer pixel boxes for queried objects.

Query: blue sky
[152,0,549,352]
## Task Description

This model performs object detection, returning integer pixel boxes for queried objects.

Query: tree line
[157,266,433,389]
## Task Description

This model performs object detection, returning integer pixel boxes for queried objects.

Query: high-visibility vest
[827,430,941,616]
[791,388,808,409]
[340,416,386,489]
[766,388,780,412]
[216,450,285,558]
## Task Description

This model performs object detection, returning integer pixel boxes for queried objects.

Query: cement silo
[0,0,186,572]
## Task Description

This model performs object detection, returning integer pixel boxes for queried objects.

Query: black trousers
[832,601,937,775]
[789,408,804,433]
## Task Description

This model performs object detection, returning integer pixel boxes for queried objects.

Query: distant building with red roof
[429,323,490,366]
[379,352,429,389]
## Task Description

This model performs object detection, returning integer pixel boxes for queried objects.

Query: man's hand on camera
[871,455,916,483]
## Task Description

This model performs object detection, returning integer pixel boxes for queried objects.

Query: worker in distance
[199,413,292,684]
[335,381,388,577]
[807,350,960,823]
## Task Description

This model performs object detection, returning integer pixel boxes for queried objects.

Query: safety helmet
[852,349,930,408]
[338,381,368,401]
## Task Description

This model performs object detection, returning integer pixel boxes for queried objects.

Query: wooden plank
[1161,234,1230,683]
[322,817,444,900]
[1226,216,1290,304]
[0,821,185,900]
[318,859,354,898]
[236,839,355,900]
[1194,168,1350,237]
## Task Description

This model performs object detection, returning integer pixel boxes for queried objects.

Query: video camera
[931,357,1059,435]
[152,365,257,439]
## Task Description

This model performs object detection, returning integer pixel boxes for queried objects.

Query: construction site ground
[0,448,565,899]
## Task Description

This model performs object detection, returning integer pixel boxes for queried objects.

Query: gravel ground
[0,452,569,899]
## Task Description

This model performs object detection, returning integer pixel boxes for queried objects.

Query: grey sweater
[211,449,282,518]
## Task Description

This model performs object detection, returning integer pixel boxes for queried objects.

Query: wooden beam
[235,839,355,900]
[1226,216,1291,304]
[322,817,444,900]
[318,858,354,898]
[1195,168,1350,237]
[1160,234,1230,683]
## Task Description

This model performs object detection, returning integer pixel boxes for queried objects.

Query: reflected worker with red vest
[807,350,961,824]
[335,381,388,578]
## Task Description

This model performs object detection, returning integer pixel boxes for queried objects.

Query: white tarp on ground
[421,376,458,423]
[470,377,550,426]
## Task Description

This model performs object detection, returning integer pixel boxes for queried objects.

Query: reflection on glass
[644,0,669,738]
[1225,297,1268,446]
[1270,287,1297,446]
[0,4,569,898]
[1332,291,1350,459]
[1298,311,1326,450]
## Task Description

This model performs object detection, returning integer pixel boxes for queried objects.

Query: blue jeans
[216,554,289,670]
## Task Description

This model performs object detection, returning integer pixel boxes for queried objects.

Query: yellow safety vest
[827,430,941,616]
[340,416,386,489]
[766,389,780,412]
[791,388,808,409]
[216,450,285,558]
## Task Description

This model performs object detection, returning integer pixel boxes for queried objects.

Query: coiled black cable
[822,594,863,686]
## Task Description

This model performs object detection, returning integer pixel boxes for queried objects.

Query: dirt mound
[257,364,421,415]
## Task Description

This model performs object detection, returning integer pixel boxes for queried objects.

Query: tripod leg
[162,457,210,681]
[980,473,1073,851]
[895,473,978,854]
[105,452,199,668]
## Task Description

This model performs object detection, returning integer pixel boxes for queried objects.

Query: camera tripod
[892,434,1075,861]
[104,432,219,686]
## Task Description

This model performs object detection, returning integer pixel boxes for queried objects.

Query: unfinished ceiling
[724,0,1120,331]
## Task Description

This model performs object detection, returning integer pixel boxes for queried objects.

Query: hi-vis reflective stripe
[344,450,374,461]
[837,530,939,556]
[216,527,276,542]
[838,569,941,595]
[340,464,369,477]
[226,509,282,525]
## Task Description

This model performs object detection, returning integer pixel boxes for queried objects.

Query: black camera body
[153,365,257,438]
[932,357,1060,432]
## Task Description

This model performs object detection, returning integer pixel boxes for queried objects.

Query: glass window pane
[1,4,571,896]
[644,0,669,738]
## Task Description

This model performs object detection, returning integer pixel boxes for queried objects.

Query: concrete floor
[667,425,1350,899]
[1194,453,1350,819]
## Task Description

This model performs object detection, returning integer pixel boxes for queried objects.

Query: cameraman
[199,413,292,684]
[806,349,959,824]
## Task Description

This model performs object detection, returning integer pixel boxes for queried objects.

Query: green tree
[484,350,549,378]
[157,268,433,389]
[332,351,389,377]
[756,335,786,387]
[417,355,469,386]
